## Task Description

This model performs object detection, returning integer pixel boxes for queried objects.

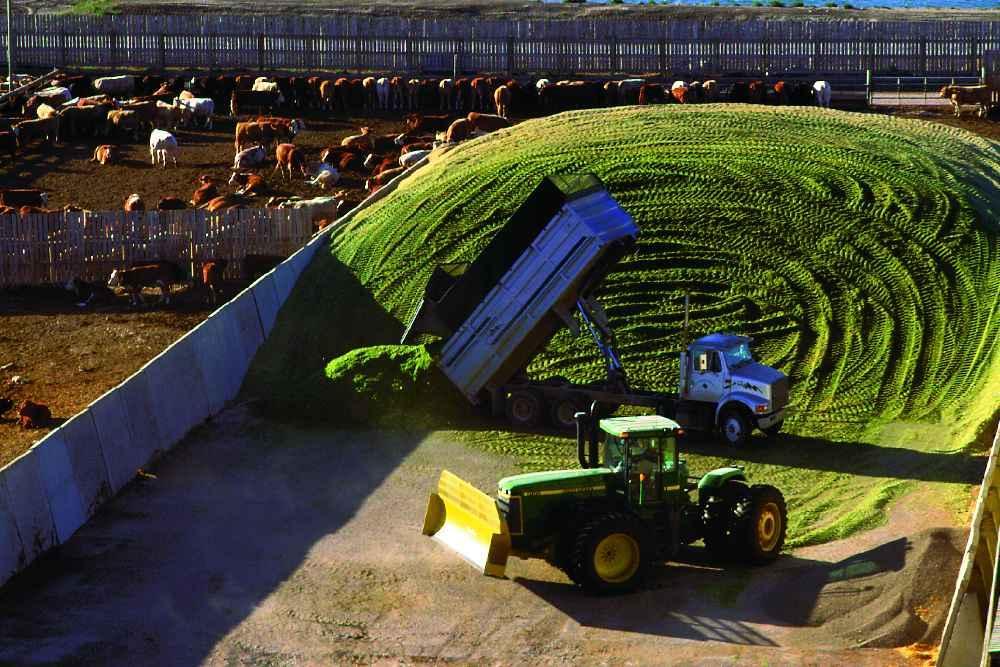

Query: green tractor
[423,413,788,593]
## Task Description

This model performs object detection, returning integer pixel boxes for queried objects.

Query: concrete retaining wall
[939,419,1000,667]
[0,157,431,588]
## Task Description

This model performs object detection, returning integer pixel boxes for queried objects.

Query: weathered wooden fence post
[919,38,927,75]
[506,35,514,76]
[258,34,266,70]
[159,33,166,69]
[659,39,666,76]
[610,38,619,75]
[109,32,119,69]
[59,32,67,68]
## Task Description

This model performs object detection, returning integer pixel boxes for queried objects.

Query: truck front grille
[771,377,789,409]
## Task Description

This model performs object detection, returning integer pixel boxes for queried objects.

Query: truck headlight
[755,403,768,414]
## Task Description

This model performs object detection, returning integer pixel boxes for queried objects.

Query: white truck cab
[679,333,789,446]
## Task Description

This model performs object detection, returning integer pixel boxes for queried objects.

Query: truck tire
[570,512,651,594]
[719,406,752,447]
[761,420,783,438]
[737,485,787,564]
[549,394,586,431]
[506,389,543,428]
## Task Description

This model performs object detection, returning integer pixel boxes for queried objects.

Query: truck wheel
[550,394,586,431]
[761,420,783,438]
[720,407,752,447]
[571,513,651,594]
[506,389,543,428]
[738,485,787,564]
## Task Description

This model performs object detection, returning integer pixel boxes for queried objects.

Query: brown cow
[89,144,120,165]
[228,172,267,196]
[273,143,309,180]
[107,110,141,140]
[470,77,491,111]
[191,180,220,207]
[494,85,512,119]
[444,118,472,143]
[319,79,336,110]
[157,196,188,210]
[123,193,145,212]
[940,85,992,118]
[108,260,186,306]
[18,400,51,429]
[0,189,48,208]
[14,117,60,147]
[202,193,250,212]
[366,165,406,192]
[201,258,228,305]
[467,112,510,132]
[405,113,453,133]
[340,127,373,152]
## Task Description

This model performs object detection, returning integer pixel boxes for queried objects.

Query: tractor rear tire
[737,485,787,564]
[506,389,543,428]
[720,407,752,447]
[570,513,651,594]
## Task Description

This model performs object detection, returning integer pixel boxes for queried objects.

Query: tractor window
[627,437,662,504]
[604,435,624,471]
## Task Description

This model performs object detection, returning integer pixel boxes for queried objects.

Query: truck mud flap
[422,470,511,578]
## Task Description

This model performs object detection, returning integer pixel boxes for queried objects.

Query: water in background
[547,0,1000,9]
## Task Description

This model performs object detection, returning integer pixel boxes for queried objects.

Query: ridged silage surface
[250,105,1000,546]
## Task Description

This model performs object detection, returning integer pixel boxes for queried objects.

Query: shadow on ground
[0,413,425,666]
[515,536,911,646]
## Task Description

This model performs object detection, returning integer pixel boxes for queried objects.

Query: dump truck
[402,173,789,446]
[423,412,788,592]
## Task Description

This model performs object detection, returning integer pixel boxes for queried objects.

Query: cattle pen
[2,15,1000,78]
[0,207,314,286]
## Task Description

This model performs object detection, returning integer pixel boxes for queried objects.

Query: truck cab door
[687,349,726,403]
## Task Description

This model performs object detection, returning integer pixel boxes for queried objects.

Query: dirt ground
[0,407,961,666]
[0,109,413,466]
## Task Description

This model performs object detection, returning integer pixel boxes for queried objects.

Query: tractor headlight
[755,403,768,414]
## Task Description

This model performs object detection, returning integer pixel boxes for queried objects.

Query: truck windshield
[723,342,754,368]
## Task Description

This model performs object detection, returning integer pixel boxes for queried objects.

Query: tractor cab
[598,415,691,505]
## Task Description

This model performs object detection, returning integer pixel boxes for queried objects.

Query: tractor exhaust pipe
[576,403,600,469]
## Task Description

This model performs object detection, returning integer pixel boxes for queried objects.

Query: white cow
[94,75,135,96]
[232,144,267,170]
[252,79,280,94]
[276,195,343,224]
[438,78,454,112]
[307,164,341,190]
[813,80,832,108]
[149,129,178,168]
[399,149,430,168]
[176,96,215,129]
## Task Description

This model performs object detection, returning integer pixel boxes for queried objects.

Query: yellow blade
[422,470,510,578]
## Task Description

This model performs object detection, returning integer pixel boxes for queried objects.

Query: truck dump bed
[420,174,638,404]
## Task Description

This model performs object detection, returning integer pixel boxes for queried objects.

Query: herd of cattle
[1,69,993,310]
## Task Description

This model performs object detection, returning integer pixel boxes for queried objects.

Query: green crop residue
[246,106,1000,548]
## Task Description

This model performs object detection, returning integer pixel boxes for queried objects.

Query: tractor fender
[714,393,759,425]
[697,466,747,495]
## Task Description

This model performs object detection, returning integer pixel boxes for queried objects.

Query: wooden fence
[0,207,314,286]
[1,15,1000,76]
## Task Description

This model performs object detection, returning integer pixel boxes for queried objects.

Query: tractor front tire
[720,407,752,447]
[570,513,651,594]
[737,484,787,564]
[506,389,543,428]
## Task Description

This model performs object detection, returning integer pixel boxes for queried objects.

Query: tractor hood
[729,362,786,399]
[498,468,612,498]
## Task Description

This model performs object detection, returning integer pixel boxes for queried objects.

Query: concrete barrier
[0,474,22,582]
[0,154,430,588]
[89,388,143,494]
[2,449,57,567]
[251,274,281,337]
